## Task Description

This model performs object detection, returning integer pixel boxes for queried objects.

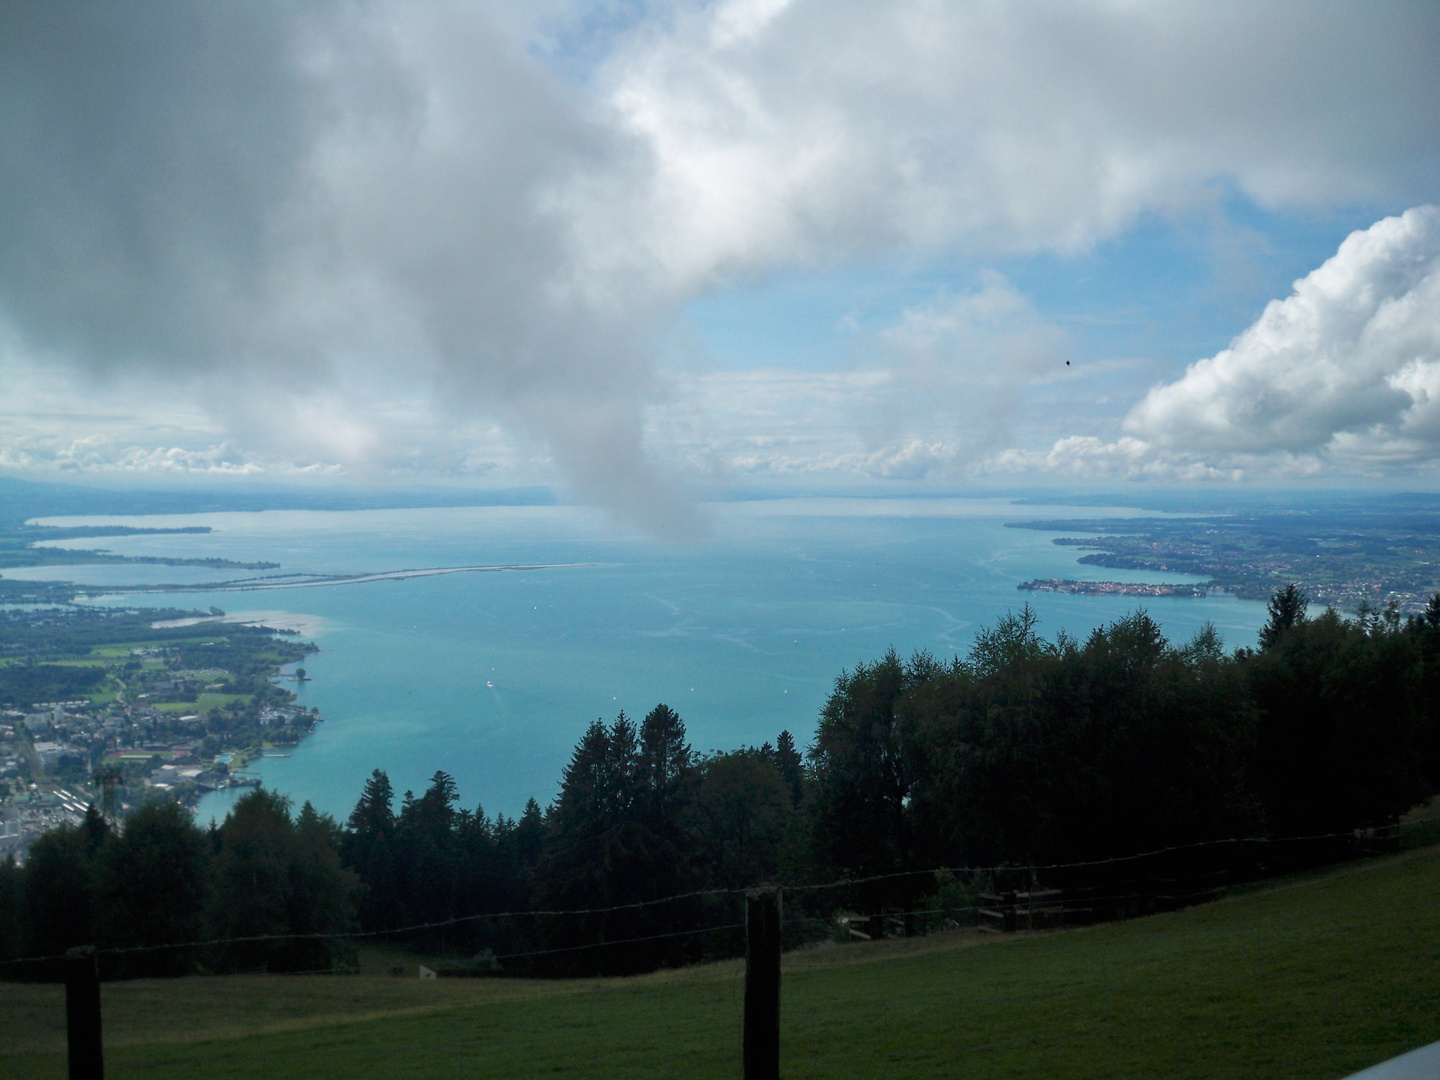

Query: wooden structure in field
[978,889,1064,933]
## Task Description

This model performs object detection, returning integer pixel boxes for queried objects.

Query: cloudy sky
[2,1,1439,525]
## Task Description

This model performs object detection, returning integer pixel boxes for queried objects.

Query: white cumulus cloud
[597,0,1440,285]
[1125,206,1440,465]
[1001,206,1440,480]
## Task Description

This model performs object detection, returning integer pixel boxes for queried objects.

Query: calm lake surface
[20,497,1269,821]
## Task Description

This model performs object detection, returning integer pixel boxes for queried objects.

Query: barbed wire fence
[0,819,1428,1079]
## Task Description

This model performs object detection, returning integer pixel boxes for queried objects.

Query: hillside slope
[4,845,1439,1079]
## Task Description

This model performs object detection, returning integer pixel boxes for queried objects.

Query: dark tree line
[0,663,107,707]
[340,705,810,974]
[807,591,1440,915]
[0,791,356,977]
[4,588,1439,978]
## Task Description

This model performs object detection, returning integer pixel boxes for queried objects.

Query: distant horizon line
[9,471,1440,509]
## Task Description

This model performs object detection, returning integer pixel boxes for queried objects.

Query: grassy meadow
[3,844,1439,1079]
[153,692,251,714]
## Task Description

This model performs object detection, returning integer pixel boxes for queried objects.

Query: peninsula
[1008,497,1440,612]
[1018,579,1207,598]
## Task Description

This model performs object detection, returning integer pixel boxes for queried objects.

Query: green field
[22,657,110,668]
[3,844,1439,1079]
[153,693,250,714]
[86,645,173,658]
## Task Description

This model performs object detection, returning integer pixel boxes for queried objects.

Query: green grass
[86,642,194,659]
[4,846,1440,1079]
[152,693,249,714]
[87,644,176,658]
[0,656,109,668]
[86,646,137,659]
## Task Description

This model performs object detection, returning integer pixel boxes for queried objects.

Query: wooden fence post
[745,885,782,1080]
[64,945,103,1080]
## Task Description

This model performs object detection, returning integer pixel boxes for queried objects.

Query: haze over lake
[7,498,1269,821]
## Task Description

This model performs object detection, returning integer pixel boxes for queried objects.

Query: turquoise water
[20,498,1269,821]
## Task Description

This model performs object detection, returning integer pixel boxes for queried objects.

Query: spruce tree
[1259,583,1308,649]
[772,730,805,807]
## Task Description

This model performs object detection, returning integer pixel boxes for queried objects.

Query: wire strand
[784,826,1385,894]
[0,822,1411,969]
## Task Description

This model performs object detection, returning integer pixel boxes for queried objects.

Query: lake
[17,497,1269,822]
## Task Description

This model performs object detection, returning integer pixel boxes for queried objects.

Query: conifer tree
[639,703,692,834]
[1259,583,1308,649]
[343,769,401,930]
[772,730,805,807]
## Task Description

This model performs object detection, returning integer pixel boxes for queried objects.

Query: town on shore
[0,595,318,861]
[1018,579,1207,598]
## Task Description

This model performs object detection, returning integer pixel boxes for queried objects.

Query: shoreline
[152,610,329,636]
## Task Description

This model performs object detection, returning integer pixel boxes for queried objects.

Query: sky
[2,1,1439,530]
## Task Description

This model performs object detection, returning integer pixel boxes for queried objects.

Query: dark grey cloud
[0,1,700,531]
[0,1,322,366]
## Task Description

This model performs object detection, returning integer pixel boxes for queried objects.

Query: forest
[3,585,1439,979]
